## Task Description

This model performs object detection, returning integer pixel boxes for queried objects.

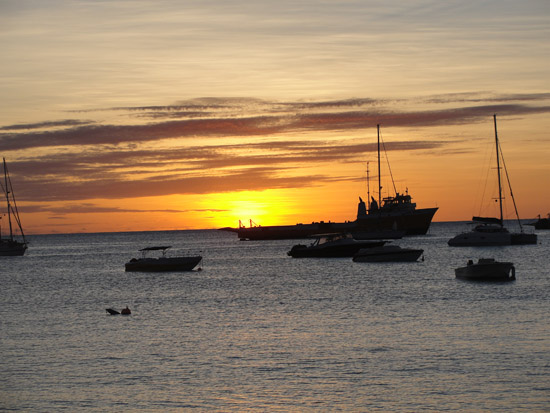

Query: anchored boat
[223,124,437,240]
[352,245,424,262]
[287,233,385,258]
[1,158,27,256]
[125,246,202,272]
[526,214,550,230]
[455,258,515,282]
[448,115,536,247]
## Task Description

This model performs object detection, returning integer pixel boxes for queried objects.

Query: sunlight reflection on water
[1,223,549,411]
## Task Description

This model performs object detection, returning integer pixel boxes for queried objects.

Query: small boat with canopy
[125,246,202,272]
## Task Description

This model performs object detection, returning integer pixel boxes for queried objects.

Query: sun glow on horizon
[198,190,306,229]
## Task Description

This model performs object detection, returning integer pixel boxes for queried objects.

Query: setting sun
[198,190,305,229]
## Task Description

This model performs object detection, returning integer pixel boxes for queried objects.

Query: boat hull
[455,260,515,282]
[288,240,385,258]
[511,233,537,245]
[125,256,202,272]
[0,240,27,256]
[353,247,424,262]
[533,219,550,230]
[448,228,537,246]
[230,207,438,240]
[448,231,512,246]
[355,207,438,236]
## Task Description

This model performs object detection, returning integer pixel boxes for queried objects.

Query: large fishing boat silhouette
[222,125,438,240]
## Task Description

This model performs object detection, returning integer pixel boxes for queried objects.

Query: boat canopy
[139,246,171,251]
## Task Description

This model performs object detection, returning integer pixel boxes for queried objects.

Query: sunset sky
[1,0,549,234]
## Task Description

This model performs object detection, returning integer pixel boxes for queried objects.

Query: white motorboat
[352,245,424,262]
[455,258,515,282]
[125,246,202,272]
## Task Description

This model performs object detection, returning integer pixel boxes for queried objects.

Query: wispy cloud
[0,119,93,131]
[21,203,227,215]
[2,94,549,152]
[16,166,332,203]
[2,92,549,207]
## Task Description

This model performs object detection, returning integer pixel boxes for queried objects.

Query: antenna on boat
[377,124,399,206]
[379,127,397,196]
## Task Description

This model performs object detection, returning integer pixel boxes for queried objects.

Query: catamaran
[448,115,537,246]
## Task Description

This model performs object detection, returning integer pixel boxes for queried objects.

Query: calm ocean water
[1,222,548,411]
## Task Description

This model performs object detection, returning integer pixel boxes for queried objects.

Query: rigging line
[366,161,370,204]
[3,159,14,240]
[478,141,494,217]
[379,128,397,195]
[474,129,494,217]
[3,163,26,241]
[498,140,524,232]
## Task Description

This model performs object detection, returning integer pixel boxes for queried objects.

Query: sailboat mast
[3,158,14,240]
[377,124,382,210]
[493,115,504,225]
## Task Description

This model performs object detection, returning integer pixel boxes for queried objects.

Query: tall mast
[3,158,14,240]
[377,124,382,210]
[493,115,504,225]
